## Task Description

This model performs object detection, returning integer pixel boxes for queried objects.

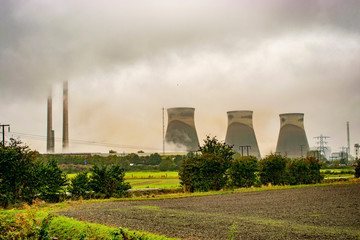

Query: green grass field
[67,169,356,189]
[127,178,181,189]
[124,171,179,179]
[67,171,180,189]
[320,168,355,179]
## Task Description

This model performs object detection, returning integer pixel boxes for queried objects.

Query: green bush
[355,161,360,178]
[159,157,176,171]
[179,136,234,192]
[259,154,288,186]
[90,165,131,198]
[0,139,67,207]
[68,171,91,199]
[34,159,68,202]
[199,136,235,169]
[0,139,39,207]
[179,153,228,192]
[286,159,311,185]
[229,156,258,188]
[303,156,324,183]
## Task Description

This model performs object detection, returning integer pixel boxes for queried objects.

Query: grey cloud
[1,0,359,154]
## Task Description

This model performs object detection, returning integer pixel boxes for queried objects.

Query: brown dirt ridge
[58,184,360,240]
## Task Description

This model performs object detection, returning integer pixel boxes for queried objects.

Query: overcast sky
[1,0,359,156]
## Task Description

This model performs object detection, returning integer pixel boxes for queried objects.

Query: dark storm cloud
[1,0,359,153]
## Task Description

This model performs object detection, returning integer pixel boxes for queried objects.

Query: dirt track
[58,184,360,239]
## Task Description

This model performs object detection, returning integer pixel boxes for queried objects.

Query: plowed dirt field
[58,184,360,239]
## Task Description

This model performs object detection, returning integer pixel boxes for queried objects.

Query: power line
[9,131,161,151]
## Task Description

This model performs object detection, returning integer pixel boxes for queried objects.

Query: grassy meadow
[67,171,181,189]
[66,168,356,189]
[320,168,355,179]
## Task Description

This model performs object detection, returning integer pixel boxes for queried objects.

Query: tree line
[43,152,186,173]
[2,137,359,208]
[0,139,130,208]
[179,136,325,192]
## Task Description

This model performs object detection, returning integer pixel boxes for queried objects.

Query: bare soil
[58,184,360,240]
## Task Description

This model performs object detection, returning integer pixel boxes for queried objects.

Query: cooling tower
[165,107,199,152]
[225,111,261,159]
[62,81,69,150]
[46,94,54,152]
[275,113,309,158]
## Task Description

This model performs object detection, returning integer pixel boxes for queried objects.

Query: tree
[179,136,234,192]
[159,157,175,171]
[259,154,288,186]
[303,156,324,183]
[355,160,360,178]
[174,155,185,169]
[68,171,91,199]
[90,165,131,198]
[229,156,258,188]
[0,139,68,206]
[199,136,235,167]
[34,158,68,202]
[179,153,227,192]
[148,153,162,165]
[286,157,323,185]
[0,139,39,207]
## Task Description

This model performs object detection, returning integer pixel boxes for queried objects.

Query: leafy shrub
[0,199,54,239]
[90,165,131,198]
[355,161,360,178]
[34,159,68,202]
[286,159,312,185]
[0,139,67,207]
[179,136,234,192]
[199,136,235,169]
[0,139,39,207]
[229,156,258,188]
[303,156,324,183]
[259,154,288,185]
[159,157,176,171]
[68,171,91,199]
[179,153,228,192]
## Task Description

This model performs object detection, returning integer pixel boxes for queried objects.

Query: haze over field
[1,0,359,155]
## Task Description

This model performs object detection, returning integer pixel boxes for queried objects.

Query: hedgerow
[180,136,325,191]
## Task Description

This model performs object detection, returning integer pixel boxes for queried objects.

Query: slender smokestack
[46,92,54,152]
[225,110,261,159]
[347,121,350,160]
[275,113,309,158]
[62,81,69,150]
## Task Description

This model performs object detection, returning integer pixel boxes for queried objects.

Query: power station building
[165,107,199,152]
[225,110,261,159]
[275,113,309,158]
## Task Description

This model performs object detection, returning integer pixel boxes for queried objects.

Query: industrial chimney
[62,81,69,150]
[46,92,54,152]
[275,113,309,158]
[225,111,261,159]
[165,107,199,152]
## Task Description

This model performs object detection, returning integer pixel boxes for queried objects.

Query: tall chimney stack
[62,81,69,150]
[46,91,54,152]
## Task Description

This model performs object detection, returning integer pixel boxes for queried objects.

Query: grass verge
[0,200,177,240]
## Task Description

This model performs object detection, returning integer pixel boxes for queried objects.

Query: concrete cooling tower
[165,107,199,152]
[225,111,261,159]
[275,113,309,158]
